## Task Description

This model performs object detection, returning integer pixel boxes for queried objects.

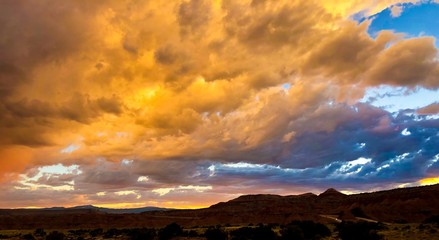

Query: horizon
[1,0,439,210]
[5,182,439,210]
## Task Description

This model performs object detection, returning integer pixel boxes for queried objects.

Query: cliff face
[1,184,439,229]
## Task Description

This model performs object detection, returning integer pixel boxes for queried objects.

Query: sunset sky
[0,0,438,209]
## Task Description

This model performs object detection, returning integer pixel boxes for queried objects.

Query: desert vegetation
[1,220,438,240]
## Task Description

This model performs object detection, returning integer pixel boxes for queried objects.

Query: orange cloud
[0,146,33,183]
[0,0,438,208]
[417,102,439,115]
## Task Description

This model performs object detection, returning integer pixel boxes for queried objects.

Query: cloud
[417,102,439,115]
[321,0,422,18]
[0,0,438,208]
[152,185,212,196]
[390,5,404,17]
[1,103,438,208]
[178,0,212,36]
[222,0,333,51]
[0,146,33,183]
[366,37,439,88]
[303,22,439,99]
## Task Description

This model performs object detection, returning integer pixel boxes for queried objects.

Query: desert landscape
[1,184,439,239]
[1,1,439,240]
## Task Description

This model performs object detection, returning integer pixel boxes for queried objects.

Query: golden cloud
[0,0,438,200]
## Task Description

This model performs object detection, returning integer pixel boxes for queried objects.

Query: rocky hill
[1,184,439,229]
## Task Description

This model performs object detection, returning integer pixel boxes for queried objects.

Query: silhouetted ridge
[1,184,439,229]
[41,205,172,214]
[231,194,283,202]
[296,192,317,197]
[318,188,346,198]
[70,205,95,209]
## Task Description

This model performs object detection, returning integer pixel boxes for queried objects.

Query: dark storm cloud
[0,94,124,146]
[0,0,103,77]
[199,104,439,191]
[0,0,114,147]
[280,104,437,167]
[75,161,139,190]
[131,160,208,185]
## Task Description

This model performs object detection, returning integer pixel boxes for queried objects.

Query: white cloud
[152,188,175,196]
[152,185,212,196]
[401,128,411,136]
[121,159,133,166]
[390,5,403,17]
[137,176,149,182]
[60,144,80,153]
[115,190,137,196]
[333,157,372,176]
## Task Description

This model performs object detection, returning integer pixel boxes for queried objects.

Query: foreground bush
[424,215,439,225]
[280,225,305,240]
[231,224,277,240]
[337,222,383,240]
[89,228,103,237]
[104,228,123,238]
[159,223,183,240]
[280,221,331,240]
[34,228,46,237]
[205,227,228,240]
[67,229,88,236]
[21,233,35,240]
[46,231,65,240]
[128,228,156,240]
[183,230,199,237]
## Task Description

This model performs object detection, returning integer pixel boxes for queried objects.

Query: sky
[0,0,438,209]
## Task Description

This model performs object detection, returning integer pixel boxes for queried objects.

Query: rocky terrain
[1,184,439,229]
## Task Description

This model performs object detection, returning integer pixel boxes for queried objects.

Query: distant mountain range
[42,205,172,214]
[1,184,439,229]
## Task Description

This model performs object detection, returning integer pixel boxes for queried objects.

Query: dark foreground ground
[1,220,439,240]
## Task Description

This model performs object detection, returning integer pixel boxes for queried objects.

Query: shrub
[183,230,199,237]
[424,215,439,225]
[46,231,65,240]
[128,228,156,240]
[337,222,383,240]
[252,225,277,240]
[280,221,331,240]
[21,234,35,240]
[104,228,122,238]
[34,228,46,237]
[89,228,103,237]
[67,229,88,236]
[417,224,426,230]
[205,227,227,240]
[231,225,276,240]
[280,225,305,240]
[159,223,183,240]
